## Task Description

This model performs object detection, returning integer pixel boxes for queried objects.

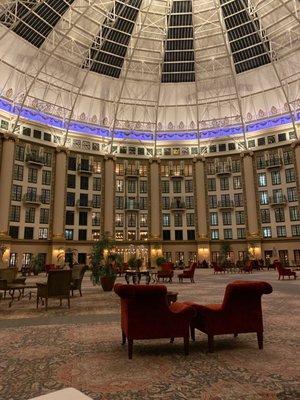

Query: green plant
[156,256,166,268]
[90,232,117,286]
[127,255,143,271]
[220,241,232,267]
[30,254,44,274]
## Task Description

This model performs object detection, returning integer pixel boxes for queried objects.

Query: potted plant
[127,255,143,271]
[156,256,166,269]
[90,232,118,291]
[30,254,44,276]
[220,241,232,269]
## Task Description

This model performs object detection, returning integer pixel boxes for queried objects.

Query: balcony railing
[170,200,186,211]
[76,199,93,209]
[269,195,287,206]
[265,158,282,169]
[26,153,45,166]
[125,169,140,178]
[170,170,185,179]
[23,193,41,204]
[215,163,231,175]
[125,201,140,211]
[77,163,93,174]
[218,200,234,209]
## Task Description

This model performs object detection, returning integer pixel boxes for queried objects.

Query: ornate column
[193,156,210,261]
[149,157,161,240]
[103,155,115,237]
[0,133,17,241]
[241,151,261,252]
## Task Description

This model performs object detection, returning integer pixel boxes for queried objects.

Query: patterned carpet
[0,270,299,400]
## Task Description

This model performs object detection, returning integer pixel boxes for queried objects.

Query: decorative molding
[240,150,254,158]
[149,157,161,164]
[104,154,116,161]
[55,146,69,155]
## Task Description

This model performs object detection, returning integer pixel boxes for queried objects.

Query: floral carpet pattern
[0,270,299,400]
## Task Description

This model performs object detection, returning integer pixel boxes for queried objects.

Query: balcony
[76,199,93,209]
[77,163,93,174]
[170,200,186,211]
[170,170,185,179]
[26,153,45,166]
[23,193,41,205]
[218,200,234,210]
[269,195,287,206]
[215,163,231,176]
[125,169,140,178]
[125,201,140,211]
[265,158,282,169]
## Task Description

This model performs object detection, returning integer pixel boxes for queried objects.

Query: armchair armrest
[13,277,26,284]
[170,302,196,319]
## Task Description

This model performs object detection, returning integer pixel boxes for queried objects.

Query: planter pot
[100,276,116,292]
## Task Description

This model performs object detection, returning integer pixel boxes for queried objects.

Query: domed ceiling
[0,0,299,143]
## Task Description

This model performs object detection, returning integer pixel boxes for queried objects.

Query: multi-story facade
[0,115,300,269]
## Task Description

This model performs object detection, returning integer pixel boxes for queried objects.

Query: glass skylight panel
[220,0,271,73]
[84,0,143,79]
[0,0,75,48]
[162,0,195,83]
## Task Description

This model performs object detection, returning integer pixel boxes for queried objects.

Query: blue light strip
[0,97,299,141]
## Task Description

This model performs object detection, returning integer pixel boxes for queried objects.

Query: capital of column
[0,131,19,142]
[240,150,254,158]
[55,146,69,155]
[0,231,10,241]
[246,232,261,241]
[149,156,161,164]
[104,154,116,161]
[192,155,206,163]
[291,139,300,149]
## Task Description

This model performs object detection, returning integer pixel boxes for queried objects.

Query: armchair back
[0,268,17,283]
[47,270,72,297]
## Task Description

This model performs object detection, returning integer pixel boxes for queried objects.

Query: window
[256,155,265,169]
[294,250,300,264]
[65,211,74,225]
[234,193,243,207]
[233,176,242,189]
[128,179,137,193]
[262,227,272,238]
[237,228,246,239]
[78,229,87,240]
[44,152,52,167]
[38,228,48,239]
[92,230,100,241]
[11,185,22,201]
[187,230,195,240]
[127,212,136,227]
[10,205,20,222]
[161,181,169,193]
[93,177,101,191]
[80,176,89,190]
[220,177,229,191]
[210,212,218,226]
[289,206,300,221]
[140,181,147,194]
[116,179,124,193]
[175,230,183,240]
[79,193,88,207]
[287,187,297,202]
[211,229,219,240]
[207,178,216,191]
[115,213,124,227]
[25,207,35,223]
[222,212,232,225]
[163,230,171,240]
[276,226,286,237]
[42,170,51,185]
[174,213,183,227]
[208,195,217,209]
[224,228,233,239]
[232,160,240,173]
[271,170,281,185]
[221,194,231,206]
[40,208,49,224]
[186,213,195,226]
[259,191,269,205]
[41,189,51,204]
[66,192,75,207]
[139,197,148,210]
[140,213,148,227]
[24,227,34,239]
[28,167,38,183]
[291,225,300,236]
[185,180,193,193]
[67,174,76,188]
[68,157,77,171]
[258,173,267,187]
[9,226,19,239]
[235,211,244,225]
[115,163,124,175]
[79,212,88,226]
[285,169,295,183]
[13,165,23,181]
[173,180,181,193]
[93,161,101,173]
[162,197,170,210]
[162,214,170,227]
[65,229,74,240]
[283,150,293,165]
[92,212,101,226]
[92,194,101,208]
[115,197,124,209]
[261,209,270,223]
[15,145,25,161]
[274,208,285,223]
[185,196,194,209]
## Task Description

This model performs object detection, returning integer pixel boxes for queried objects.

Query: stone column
[149,158,161,240]
[52,147,68,240]
[292,140,300,193]
[194,156,208,240]
[241,151,260,240]
[103,155,115,237]
[0,133,17,240]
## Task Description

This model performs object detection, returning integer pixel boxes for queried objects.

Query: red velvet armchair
[274,261,297,280]
[213,264,226,274]
[114,284,196,359]
[178,262,197,282]
[187,280,273,352]
[157,262,174,282]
